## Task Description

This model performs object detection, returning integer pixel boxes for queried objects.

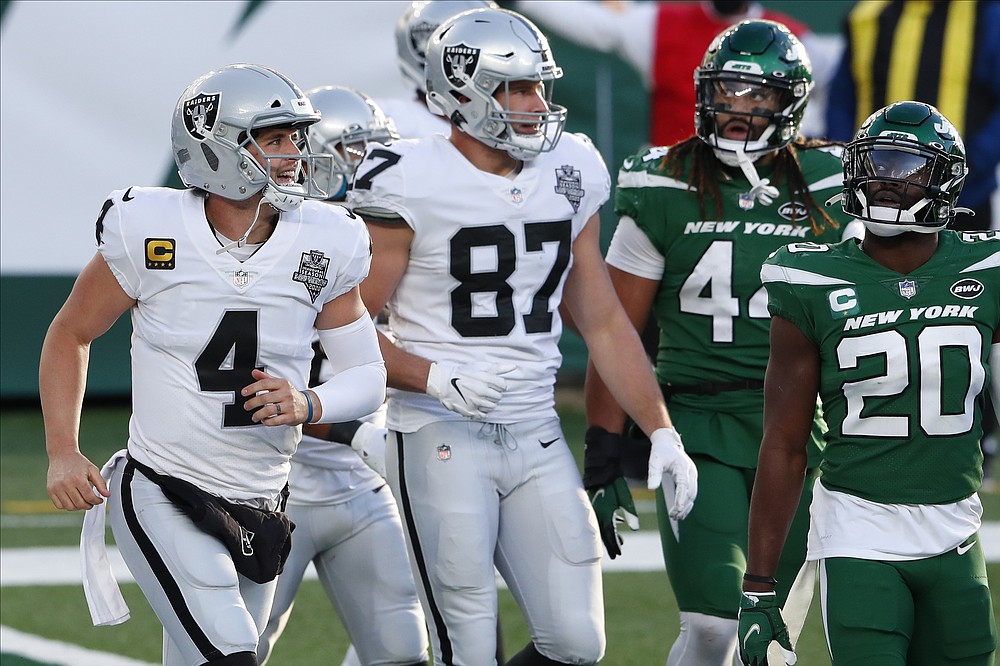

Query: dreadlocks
[661,136,843,236]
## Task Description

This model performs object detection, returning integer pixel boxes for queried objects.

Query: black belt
[661,379,764,400]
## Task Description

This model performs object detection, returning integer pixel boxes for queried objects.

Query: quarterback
[40,64,386,666]
[350,8,696,666]
[741,102,998,665]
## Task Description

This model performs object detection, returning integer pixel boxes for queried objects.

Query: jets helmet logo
[443,44,479,88]
[183,93,220,140]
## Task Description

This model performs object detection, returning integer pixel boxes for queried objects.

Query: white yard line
[4,524,1000,588]
[0,625,157,666]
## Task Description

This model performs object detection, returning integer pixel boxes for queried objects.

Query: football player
[582,19,862,666]
[349,8,697,665]
[41,64,386,666]
[256,86,428,666]
[377,0,497,139]
[741,101,998,665]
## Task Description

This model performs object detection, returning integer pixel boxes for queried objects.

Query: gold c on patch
[145,238,175,270]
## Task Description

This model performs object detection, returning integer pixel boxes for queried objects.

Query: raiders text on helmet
[424,8,566,160]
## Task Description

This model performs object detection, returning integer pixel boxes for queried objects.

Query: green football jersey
[614,145,851,409]
[762,230,1000,504]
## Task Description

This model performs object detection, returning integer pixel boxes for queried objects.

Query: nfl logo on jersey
[898,279,917,299]
[436,444,452,461]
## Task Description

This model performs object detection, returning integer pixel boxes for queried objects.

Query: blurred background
[0,0,853,399]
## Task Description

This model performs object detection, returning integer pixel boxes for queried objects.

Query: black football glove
[583,426,639,559]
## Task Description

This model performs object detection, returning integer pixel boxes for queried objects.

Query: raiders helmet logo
[443,44,479,88]
[183,92,221,140]
[409,20,436,59]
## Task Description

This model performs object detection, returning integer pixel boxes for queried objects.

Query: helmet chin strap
[733,145,779,207]
[853,188,947,236]
[261,181,306,212]
[215,196,271,255]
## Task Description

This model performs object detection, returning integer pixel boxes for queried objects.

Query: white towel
[80,449,130,626]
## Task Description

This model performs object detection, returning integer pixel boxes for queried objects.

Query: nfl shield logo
[233,270,250,288]
[510,187,522,203]
[436,444,452,461]
[898,279,917,299]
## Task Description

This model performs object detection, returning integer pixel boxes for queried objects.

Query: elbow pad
[310,314,386,424]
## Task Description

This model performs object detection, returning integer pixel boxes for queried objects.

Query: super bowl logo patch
[292,250,330,303]
[554,164,584,212]
[898,279,917,299]
[182,92,220,140]
[443,44,479,88]
[145,238,175,270]
[436,444,452,461]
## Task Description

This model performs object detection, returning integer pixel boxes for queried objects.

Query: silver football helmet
[425,8,566,160]
[304,86,399,200]
[170,63,320,211]
[395,0,498,94]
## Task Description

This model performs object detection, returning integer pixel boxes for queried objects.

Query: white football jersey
[375,95,450,139]
[349,133,610,431]
[97,187,372,500]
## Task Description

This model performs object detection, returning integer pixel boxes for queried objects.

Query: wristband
[304,391,315,424]
[743,573,778,586]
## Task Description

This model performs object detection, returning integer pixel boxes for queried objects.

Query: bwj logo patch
[950,278,984,299]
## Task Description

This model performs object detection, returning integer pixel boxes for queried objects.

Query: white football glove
[425,361,516,419]
[350,421,387,479]
[647,427,698,521]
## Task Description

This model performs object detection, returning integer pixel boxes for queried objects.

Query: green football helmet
[694,19,813,166]
[840,101,968,235]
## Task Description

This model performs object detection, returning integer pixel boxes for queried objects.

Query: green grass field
[2,399,998,665]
